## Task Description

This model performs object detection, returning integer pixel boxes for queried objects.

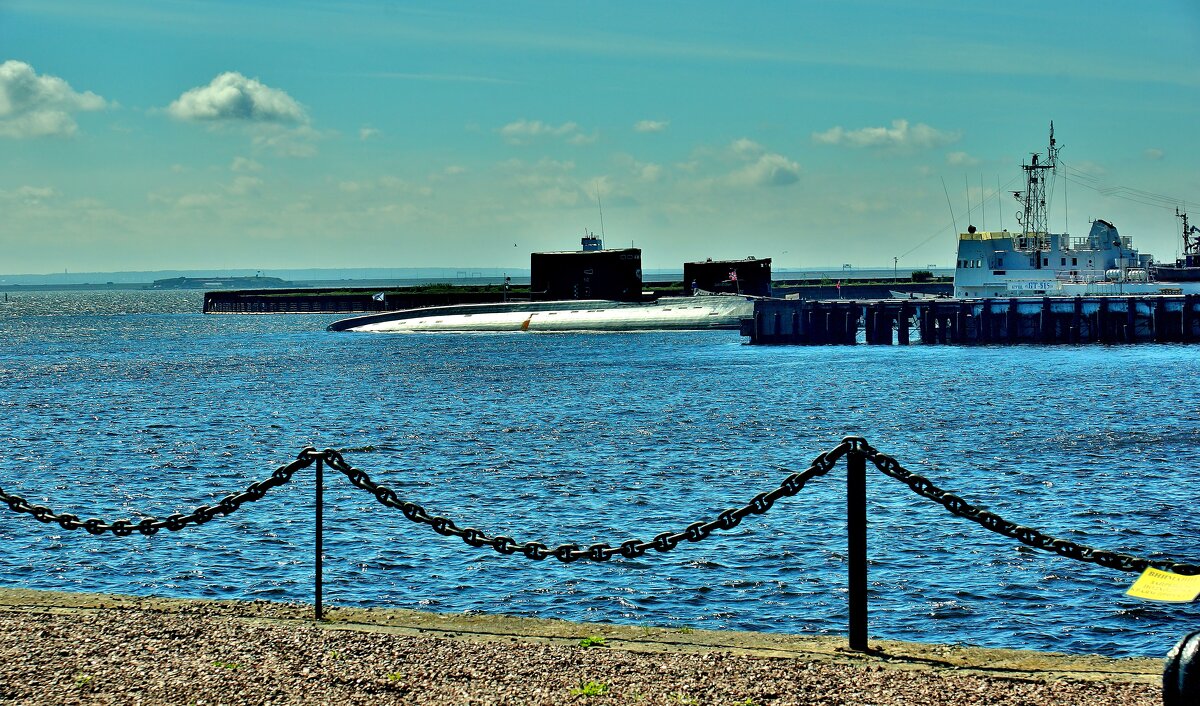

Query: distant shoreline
[0,267,955,289]
[0,272,955,293]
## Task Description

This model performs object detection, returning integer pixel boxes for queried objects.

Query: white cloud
[18,185,56,200]
[175,193,220,209]
[0,60,108,139]
[812,119,959,150]
[335,175,431,196]
[615,154,663,182]
[1,185,58,204]
[0,111,77,139]
[492,158,595,208]
[634,119,669,133]
[638,163,663,182]
[717,139,800,187]
[728,153,801,187]
[946,151,980,166]
[1144,148,1164,161]
[534,185,581,207]
[1069,160,1107,177]
[499,119,591,145]
[501,158,575,175]
[731,138,764,158]
[167,72,307,124]
[231,156,263,173]
[500,119,576,138]
[378,175,407,190]
[359,126,380,140]
[428,165,465,182]
[251,125,319,157]
[226,176,263,196]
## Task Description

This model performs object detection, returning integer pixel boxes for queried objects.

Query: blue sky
[2,0,1198,274]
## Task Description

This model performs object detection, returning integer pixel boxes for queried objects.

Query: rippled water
[1,290,1197,657]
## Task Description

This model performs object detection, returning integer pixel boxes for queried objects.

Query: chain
[3,441,1195,576]
[321,442,854,563]
[861,442,1200,576]
[0,448,321,536]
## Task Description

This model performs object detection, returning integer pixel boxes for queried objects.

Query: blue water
[1,290,1197,658]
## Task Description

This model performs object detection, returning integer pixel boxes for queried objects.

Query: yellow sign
[1126,568,1200,602]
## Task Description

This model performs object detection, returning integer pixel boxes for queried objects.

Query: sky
[2,0,1199,274]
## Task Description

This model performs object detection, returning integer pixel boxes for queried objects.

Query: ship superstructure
[953,125,1200,298]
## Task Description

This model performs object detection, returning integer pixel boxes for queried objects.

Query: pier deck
[742,295,1200,345]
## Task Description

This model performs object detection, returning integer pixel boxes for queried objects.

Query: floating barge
[742,295,1200,345]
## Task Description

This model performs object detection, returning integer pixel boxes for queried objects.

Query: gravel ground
[0,601,1160,706]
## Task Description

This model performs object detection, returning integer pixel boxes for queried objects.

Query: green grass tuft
[570,680,609,697]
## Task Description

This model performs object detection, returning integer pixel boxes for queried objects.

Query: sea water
[0,290,1196,657]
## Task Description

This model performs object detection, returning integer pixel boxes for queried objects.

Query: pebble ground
[0,591,1163,706]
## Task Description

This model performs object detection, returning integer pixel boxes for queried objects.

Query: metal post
[1164,629,1200,704]
[847,446,868,651]
[315,456,324,621]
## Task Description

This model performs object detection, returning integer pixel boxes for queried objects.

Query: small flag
[728,270,738,282]
[836,280,841,290]
[372,292,386,302]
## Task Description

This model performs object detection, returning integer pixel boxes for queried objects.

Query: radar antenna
[1012,122,1061,269]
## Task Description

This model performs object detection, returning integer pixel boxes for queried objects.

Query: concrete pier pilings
[741,295,1200,345]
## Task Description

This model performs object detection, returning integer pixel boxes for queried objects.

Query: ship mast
[1012,122,1060,269]
[1179,208,1199,256]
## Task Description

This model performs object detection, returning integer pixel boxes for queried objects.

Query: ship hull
[1153,265,1200,283]
[328,295,756,333]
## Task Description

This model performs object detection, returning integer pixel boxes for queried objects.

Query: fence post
[847,443,869,650]
[315,455,324,621]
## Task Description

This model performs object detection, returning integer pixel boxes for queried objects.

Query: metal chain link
[2,441,1195,577]
[321,442,854,562]
[0,448,321,536]
[860,441,1200,575]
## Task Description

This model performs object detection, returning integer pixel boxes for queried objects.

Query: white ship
[953,125,1200,298]
[327,294,756,333]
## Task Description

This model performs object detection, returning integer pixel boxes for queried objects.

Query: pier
[742,295,1200,345]
[202,287,520,314]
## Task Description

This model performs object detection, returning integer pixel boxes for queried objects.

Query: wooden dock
[742,295,1200,345]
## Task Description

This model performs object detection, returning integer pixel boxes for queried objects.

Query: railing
[1,438,1197,698]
